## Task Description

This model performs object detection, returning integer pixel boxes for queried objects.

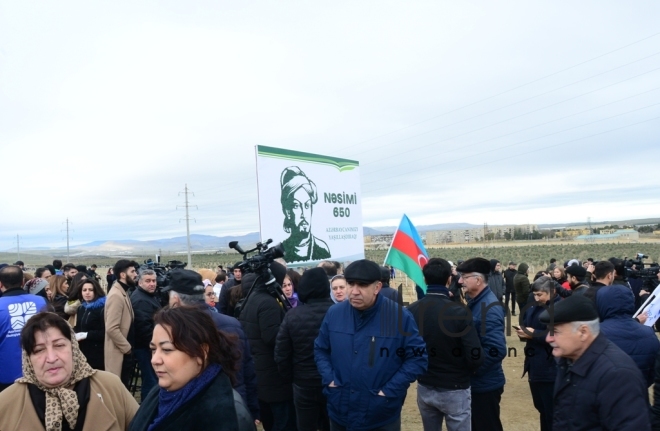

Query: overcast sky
[1,1,659,249]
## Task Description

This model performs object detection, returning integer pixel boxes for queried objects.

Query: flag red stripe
[391,230,426,268]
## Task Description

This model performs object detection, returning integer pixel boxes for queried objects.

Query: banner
[255,145,364,265]
[634,286,660,327]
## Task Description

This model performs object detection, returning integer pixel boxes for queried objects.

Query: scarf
[17,327,96,431]
[148,363,222,431]
[81,296,106,309]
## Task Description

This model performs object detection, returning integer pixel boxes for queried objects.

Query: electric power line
[177,185,197,267]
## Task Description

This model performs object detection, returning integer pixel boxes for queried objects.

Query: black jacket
[553,333,651,431]
[238,273,292,403]
[74,298,106,370]
[274,270,334,387]
[651,351,660,430]
[521,297,559,382]
[407,286,484,390]
[584,281,607,303]
[130,287,162,350]
[503,268,517,293]
[219,278,239,316]
[129,371,255,431]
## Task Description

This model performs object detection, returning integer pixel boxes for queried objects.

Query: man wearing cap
[566,265,589,295]
[540,294,651,430]
[456,258,506,431]
[503,262,517,315]
[280,166,331,263]
[164,269,259,422]
[315,259,427,431]
[0,265,47,392]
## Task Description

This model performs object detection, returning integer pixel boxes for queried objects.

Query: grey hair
[168,290,204,304]
[532,276,554,295]
[570,318,600,336]
[138,269,156,281]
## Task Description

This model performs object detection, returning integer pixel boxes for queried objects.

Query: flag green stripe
[385,248,427,291]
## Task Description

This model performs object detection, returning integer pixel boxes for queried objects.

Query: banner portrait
[255,145,365,265]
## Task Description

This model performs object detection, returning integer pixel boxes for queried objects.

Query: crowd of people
[0,254,659,431]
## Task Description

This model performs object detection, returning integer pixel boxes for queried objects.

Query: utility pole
[178,184,197,268]
[16,234,20,262]
[62,218,72,262]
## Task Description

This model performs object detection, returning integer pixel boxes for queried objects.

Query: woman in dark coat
[48,275,70,320]
[515,276,559,431]
[74,278,107,370]
[129,306,255,431]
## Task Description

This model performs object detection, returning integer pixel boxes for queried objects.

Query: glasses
[459,274,479,281]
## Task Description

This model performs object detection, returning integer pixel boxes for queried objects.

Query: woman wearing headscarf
[0,312,138,431]
[74,279,107,370]
[129,306,255,431]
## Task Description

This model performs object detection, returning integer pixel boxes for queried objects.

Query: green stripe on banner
[257,145,359,171]
[385,248,427,291]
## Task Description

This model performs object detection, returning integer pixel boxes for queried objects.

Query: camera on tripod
[229,239,290,316]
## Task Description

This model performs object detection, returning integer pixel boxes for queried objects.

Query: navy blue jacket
[553,334,651,431]
[596,285,660,387]
[314,294,427,431]
[467,286,506,393]
[522,296,559,382]
[206,305,259,421]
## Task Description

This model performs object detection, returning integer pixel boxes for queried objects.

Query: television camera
[229,239,290,317]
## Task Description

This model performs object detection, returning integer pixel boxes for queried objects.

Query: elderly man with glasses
[456,258,506,431]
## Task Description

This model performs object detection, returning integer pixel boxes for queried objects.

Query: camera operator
[238,262,296,431]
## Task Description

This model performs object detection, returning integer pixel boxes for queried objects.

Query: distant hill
[7,217,657,255]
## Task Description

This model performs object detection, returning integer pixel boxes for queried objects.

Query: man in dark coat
[275,267,334,431]
[513,263,531,313]
[314,259,427,431]
[408,258,483,431]
[541,294,651,431]
[503,262,517,315]
[238,263,295,431]
[596,285,660,386]
[164,269,260,422]
[584,260,615,302]
[488,259,505,302]
[219,265,243,315]
[566,265,589,295]
[378,266,399,303]
[457,258,506,431]
[130,268,163,400]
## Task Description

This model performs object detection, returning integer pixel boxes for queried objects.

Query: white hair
[570,318,600,336]
[168,289,204,304]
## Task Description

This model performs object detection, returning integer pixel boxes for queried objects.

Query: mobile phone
[512,325,521,331]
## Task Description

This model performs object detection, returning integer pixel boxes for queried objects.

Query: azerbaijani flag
[384,214,429,291]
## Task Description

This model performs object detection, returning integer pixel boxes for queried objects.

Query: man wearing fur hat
[280,166,331,263]
[456,258,506,431]
[540,294,651,430]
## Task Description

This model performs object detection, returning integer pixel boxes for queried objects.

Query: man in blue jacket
[456,258,506,431]
[0,265,48,392]
[315,259,427,431]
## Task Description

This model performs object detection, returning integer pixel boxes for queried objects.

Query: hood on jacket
[596,285,635,320]
[490,259,500,273]
[297,267,330,303]
[517,263,529,275]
